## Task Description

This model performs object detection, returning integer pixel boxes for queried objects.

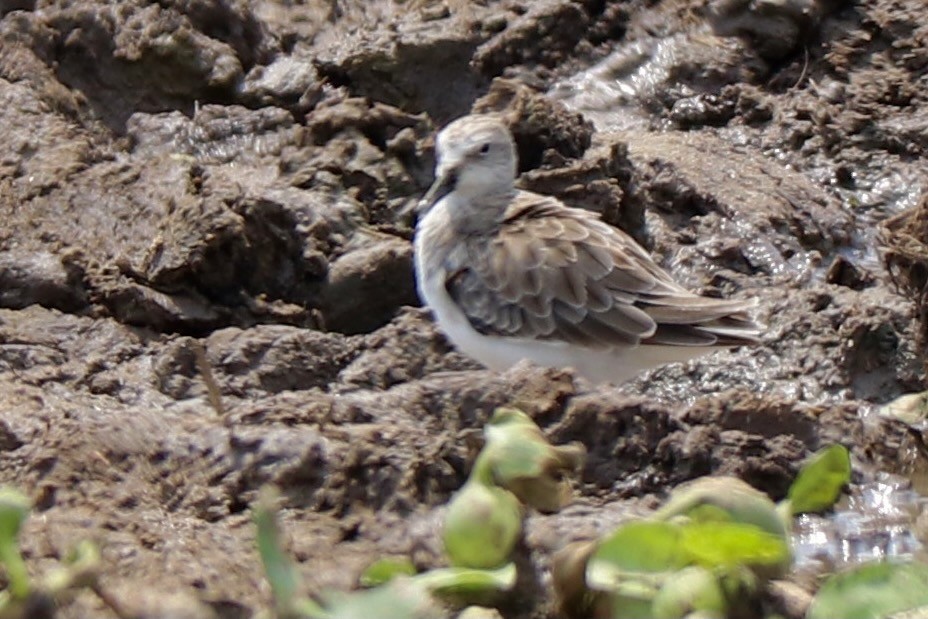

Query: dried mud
[1,0,928,618]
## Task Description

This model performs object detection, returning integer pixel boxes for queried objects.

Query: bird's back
[441,191,763,353]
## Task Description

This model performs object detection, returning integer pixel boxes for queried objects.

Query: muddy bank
[1,0,927,617]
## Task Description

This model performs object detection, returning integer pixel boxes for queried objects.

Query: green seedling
[678,521,789,570]
[360,557,418,588]
[654,444,852,537]
[360,558,516,600]
[583,522,685,619]
[257,485,515,619]
[587,521,688,591]
[361,557,516,598]
[319,580,444,619]
[479,408,585,513]
[412,563,516,600]
[585,516,788,618]
[650,566,726,619]
[442,407,583,570]
[785,444,851,516]
[571,444,851,619]
[655,477,789,540]
[443,480,522,569]
[807,561,928,619]
[0,489,119,619]
[0,488,31,602]
[253,487,327,619]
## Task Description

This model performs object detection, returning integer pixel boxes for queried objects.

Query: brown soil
[1,0,927,617]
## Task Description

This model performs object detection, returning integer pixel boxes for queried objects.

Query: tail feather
[642,295,758,325]
[643,297,764,348]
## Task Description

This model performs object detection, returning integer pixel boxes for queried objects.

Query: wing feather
[445,192,762,349]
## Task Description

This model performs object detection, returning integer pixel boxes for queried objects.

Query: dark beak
[403,169,458,217]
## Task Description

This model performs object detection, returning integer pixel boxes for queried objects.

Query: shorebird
[412,114,761,384]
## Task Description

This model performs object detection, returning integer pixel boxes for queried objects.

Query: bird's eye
[479,143,490,155]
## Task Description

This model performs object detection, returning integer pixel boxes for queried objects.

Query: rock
[312,8,486,123]
[39,0,276,130]
[319,236,418,334]
[473,78,594,170]
[621,130,852,286]
[0,250,87,312]
[707,0,841,61]
[472,0,590,77]
[239,55,323,113]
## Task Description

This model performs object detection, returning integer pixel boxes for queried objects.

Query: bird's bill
[412,168,458,215]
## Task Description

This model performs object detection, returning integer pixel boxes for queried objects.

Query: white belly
[416,262,713,385]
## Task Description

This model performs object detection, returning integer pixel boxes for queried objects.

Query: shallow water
[549,34,680,132]
[793,475,928,571]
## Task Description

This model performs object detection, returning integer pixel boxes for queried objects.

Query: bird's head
[418,114,518,219]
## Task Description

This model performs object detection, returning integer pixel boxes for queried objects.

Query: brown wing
[446,192,762,349]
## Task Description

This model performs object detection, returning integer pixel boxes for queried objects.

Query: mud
[1,0,928,618]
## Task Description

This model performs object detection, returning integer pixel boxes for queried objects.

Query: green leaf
[253,487,327,619]
[587,521,687,591]
[612,596,657,619]
[322,580,444,619]
[360,557,417,588]
[443,481,522,569]
[0,488,30,600]
[480,408,585,513]
[651,566,726,619]
[787,444,851,515]
[655,477,788,539]
[0,489,29,541]
[414,563,517,598]
[254,488,300,611]
[679,522,789,569]
[808,562,928,619]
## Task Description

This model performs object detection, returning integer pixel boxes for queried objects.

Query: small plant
[442,480,522,570]
[254,485,449,619]
[443,407,585,570]
[0,487,127,619]
[256,414,928,619]
[807,561,928,619]
[477,408,585,514]
[254,485,519,619]
[253,487,330,619]
[783,444,852,516]
[0,488,31,606]
[254,407,585,618]
[551,444,853,619]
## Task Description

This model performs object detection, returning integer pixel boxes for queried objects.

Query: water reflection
[794,477,928,571]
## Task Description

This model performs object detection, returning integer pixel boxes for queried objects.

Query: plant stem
[0,542,30,600]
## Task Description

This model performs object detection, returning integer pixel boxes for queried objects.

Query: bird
[412,114,762,385]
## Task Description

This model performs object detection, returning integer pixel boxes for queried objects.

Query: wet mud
[2,0,928,617]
